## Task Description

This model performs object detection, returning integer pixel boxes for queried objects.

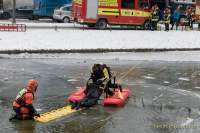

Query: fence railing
[0,24,26,32]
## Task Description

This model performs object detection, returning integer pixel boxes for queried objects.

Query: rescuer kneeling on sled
[10,79,40,120]
[91,63,122,96]
[71,80,102,110]
[71,64,122,110]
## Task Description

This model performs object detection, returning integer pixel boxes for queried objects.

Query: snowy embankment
[0,22,200,53]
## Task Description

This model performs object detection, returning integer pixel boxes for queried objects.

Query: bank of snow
[0,28,200,51]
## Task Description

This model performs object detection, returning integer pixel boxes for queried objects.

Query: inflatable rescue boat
[67,87,130,107]
[67,87,86,103]
[102,88,130,107]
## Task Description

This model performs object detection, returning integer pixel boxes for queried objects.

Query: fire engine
[195,0,200,23]
[72,0,152,29]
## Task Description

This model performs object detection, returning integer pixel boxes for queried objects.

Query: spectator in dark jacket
[171,6,181,30]
[151,4,160,31]
[163,7,171,31]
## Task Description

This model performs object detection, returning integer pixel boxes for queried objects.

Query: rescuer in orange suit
[9,79,40,120]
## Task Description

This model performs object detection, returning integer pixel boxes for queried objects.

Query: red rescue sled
[102,88,131,107]
[67,87,86,103]
[67,87,131,107]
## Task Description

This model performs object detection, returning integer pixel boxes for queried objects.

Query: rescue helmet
[93,64,100,73]
[27,79,38,92]
[92,64,104,76]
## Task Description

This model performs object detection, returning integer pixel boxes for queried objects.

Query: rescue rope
[117,66,137,83]
[116,66,138,100]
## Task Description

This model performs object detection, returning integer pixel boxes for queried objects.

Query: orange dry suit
[12,80,39,120]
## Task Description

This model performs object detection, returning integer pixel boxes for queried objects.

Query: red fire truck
[72,0,152,29]
[195,0,200,24]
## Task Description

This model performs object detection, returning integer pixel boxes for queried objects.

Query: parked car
[0,10,11,19]
[0,6,35,20]
[53,4,73,23]
[15,6,34,20]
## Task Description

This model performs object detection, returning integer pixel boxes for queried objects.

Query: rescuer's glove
[34,113,40,117]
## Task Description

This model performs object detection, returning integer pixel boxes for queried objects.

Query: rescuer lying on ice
[71,64,122,110]
[9,79,40,121]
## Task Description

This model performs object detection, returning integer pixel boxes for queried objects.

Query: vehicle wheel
[28,16,34,20]
[63,17,70,23]
[143,20,151,30]
[53,19,59,23]
[87,24,95,28]
[96,19,107,30]
[2,12,11,19]
[33,15,39,20]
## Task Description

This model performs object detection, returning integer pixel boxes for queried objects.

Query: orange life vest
[13,88,34,107]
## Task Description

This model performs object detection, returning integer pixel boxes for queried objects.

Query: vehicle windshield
[63,6,72,11]
[55,6,62,10]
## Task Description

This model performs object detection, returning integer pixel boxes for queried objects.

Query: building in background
[3,0,33,9]
[0,0,3,10]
